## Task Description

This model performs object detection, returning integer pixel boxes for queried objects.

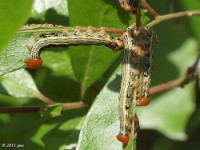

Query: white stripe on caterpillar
[116,26,157,144]
[25,26,123,69]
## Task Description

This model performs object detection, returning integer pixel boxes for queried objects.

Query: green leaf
[77,21,198,150]
[41,50,77,81]
[0,69,40,98]
[31,0,69,24]
[137,38,197,140]
[177,0,200,42]
[77,67,124,150]
[40,104,63,121]
[0,94,29,106]
[124,130,136,150]
[0,0,69,76]
[43,116,84,150]
[0,0,33,52]
[50,105,63,117]
[0,25,68,76]
[68,0,134,92]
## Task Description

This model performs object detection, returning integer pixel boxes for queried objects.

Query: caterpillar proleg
[117,26,157,144]
[118,0,139,12]
[25,26,123,69]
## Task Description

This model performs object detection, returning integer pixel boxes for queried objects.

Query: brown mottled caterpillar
[116,26,157,144]
[25,26,123,69]
[118,0,139,12]
[135,26,157,105]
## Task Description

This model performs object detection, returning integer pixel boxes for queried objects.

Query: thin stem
[141,0,159,18]
[0,106,44,113]
[147,10,200,28]
[35,92,56,104]
[135,0,142,29]
[150,53,200,96]
[149,78,184,96]
[0,102,89,114]
[103,28,124,34]
[62,101,88,110]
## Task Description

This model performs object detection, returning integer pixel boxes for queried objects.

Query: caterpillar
[20,23,64,30]
[25,26,123,69]
[20,24,123,35]
[136,26,157,106]
[118,0,139,12]
[116,26,157,144]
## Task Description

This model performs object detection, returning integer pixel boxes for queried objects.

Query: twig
[149,78,184,95]
[0,106,44,113]
[150,53,200,95]
[141,0,159,18]
[103,28,124,35]
[62,101,88,110]
[135,0,142,29]
[35,92,56,104]
[0,102,88,114]
[147,10,200,28]
[180,53,200,87]
[2,53,199,113]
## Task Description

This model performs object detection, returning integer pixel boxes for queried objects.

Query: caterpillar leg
[118,0,139,12]
[116,134,129,144]
[136,97,150,106]
[117,114,139,144]
[123,2,137,12]
[25,58,43,69]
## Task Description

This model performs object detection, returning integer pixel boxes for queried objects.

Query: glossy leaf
[0,0,200,150]
[0,0,33,52]
[77,68,124,150]
[41,51,77,80]
[0,69,40,97]
[31,0,69,24]
[137,39,197,140]
[68,0,134,92]
[40,104,63,121]
[0,25,67,76]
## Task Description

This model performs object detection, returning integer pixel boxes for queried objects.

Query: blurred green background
[0,0,200,150]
